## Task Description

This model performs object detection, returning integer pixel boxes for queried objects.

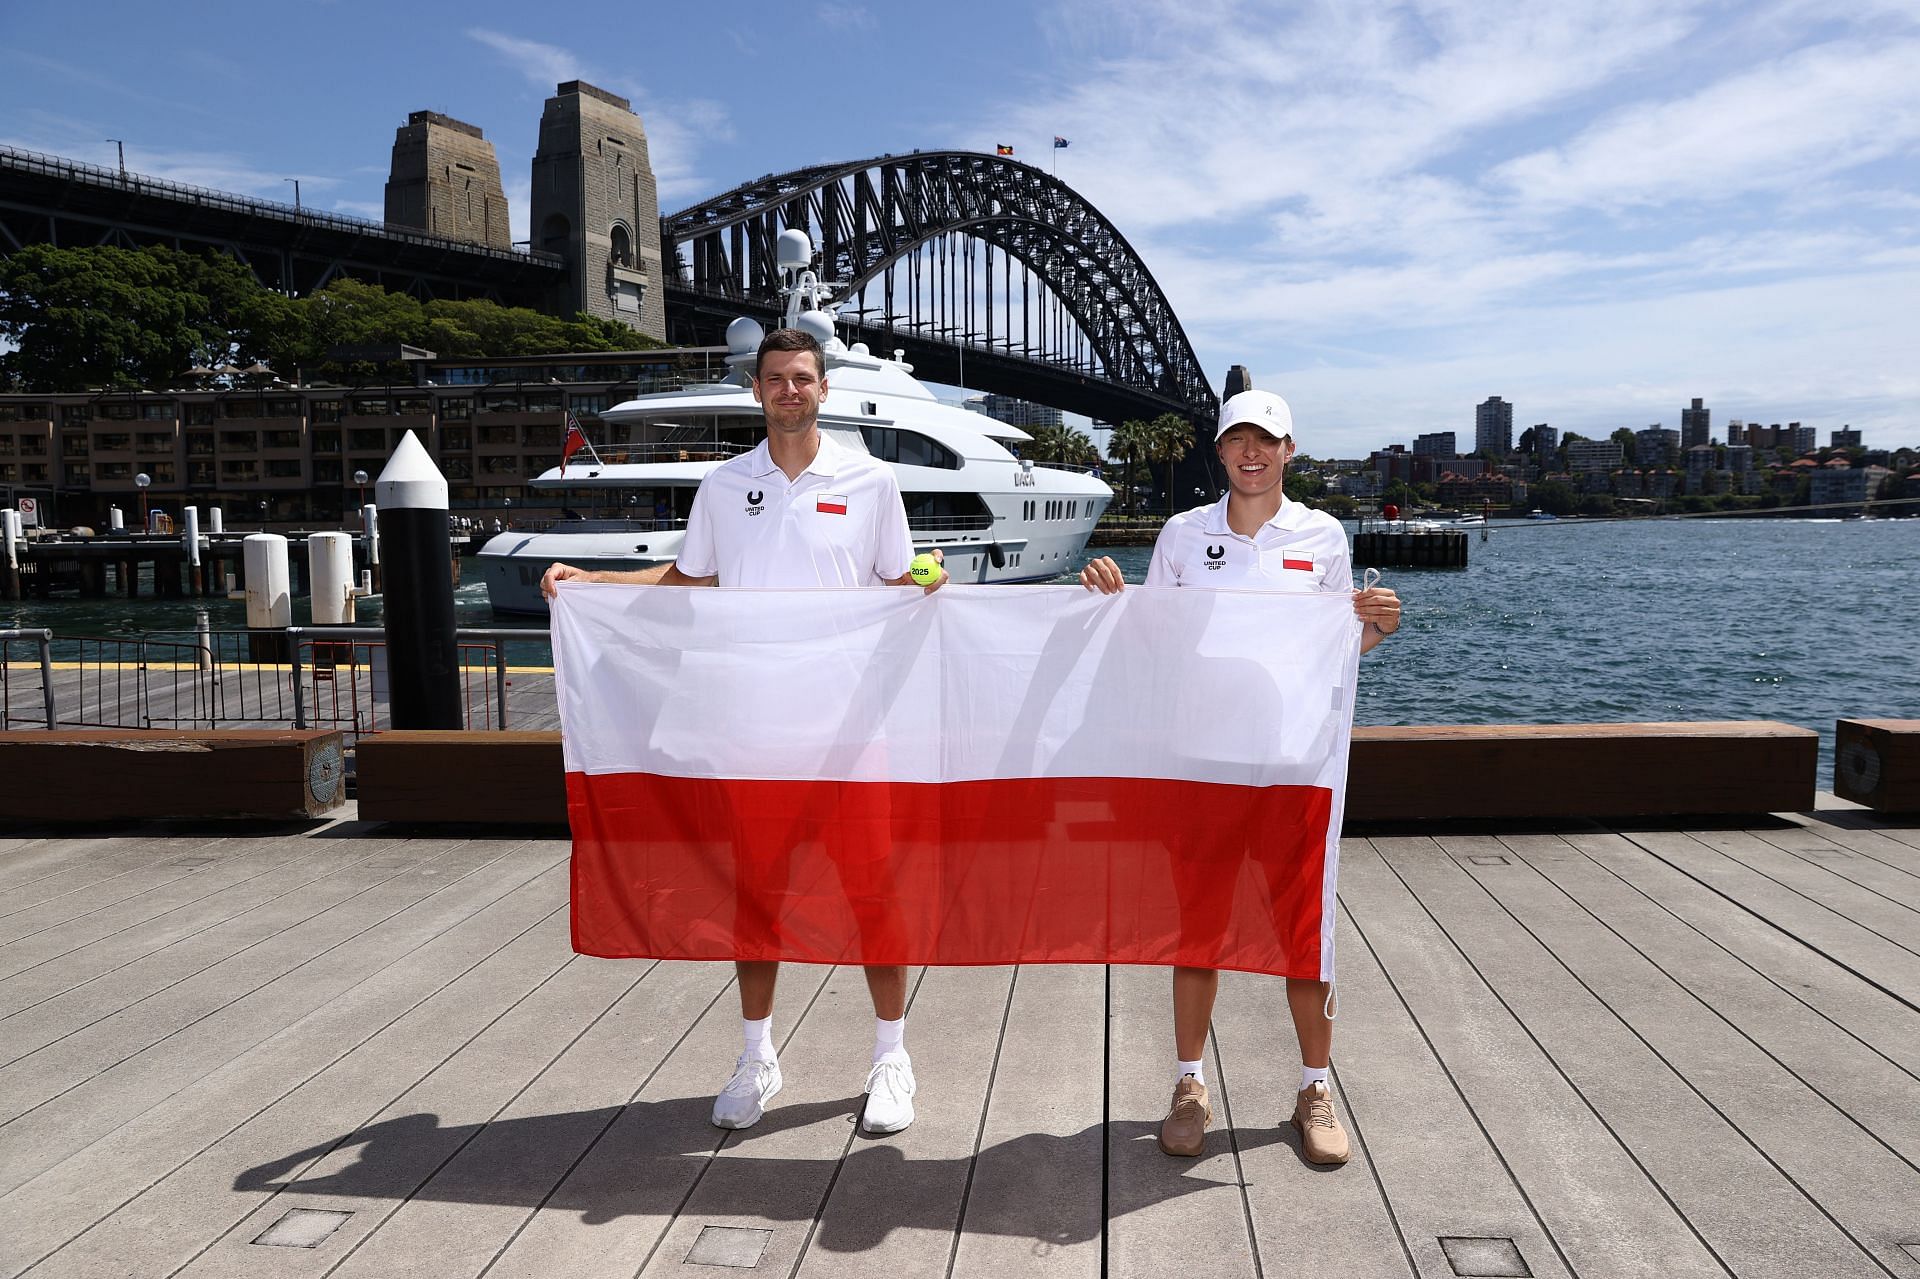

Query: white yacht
[477,230,1112,615]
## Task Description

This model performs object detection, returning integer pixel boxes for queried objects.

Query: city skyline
[2,1,1916,453]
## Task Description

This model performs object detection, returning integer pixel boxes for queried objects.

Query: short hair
[754,327,827,380]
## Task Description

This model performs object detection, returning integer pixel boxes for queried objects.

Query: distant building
[1725,443,1753,473]
[1528,423,1557,460]
[1810,465,1888,508]
[1413,431,1456,457]
[1332,470,1383,498]
[1474,397,1513,456]
[1724,418,1745,447]
[1634,426,1680,468]
[1832,426,1862,449]
[1789,422,1817,455]
[1437,471,1514,507]
[1680,397,1710,450]
[1684,443,1716,484]
[966,393,1063,432]
[1567,439,1624,473]
[1370,446,1413,485]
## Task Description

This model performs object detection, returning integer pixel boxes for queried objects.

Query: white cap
[1216,389,1294,442]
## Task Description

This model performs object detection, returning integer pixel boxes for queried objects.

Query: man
[1080,388,1401,1165]
[542,327,944,1135]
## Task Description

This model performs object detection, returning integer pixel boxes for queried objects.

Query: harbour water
[5,517,1913,786]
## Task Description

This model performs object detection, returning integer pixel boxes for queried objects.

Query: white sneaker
[711,1054,782,1130]
[862,1053,916,1134]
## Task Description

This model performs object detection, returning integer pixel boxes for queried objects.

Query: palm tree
[1144,413,1194,516]
[1106,418,1152,515]
[1028,421,1100,469]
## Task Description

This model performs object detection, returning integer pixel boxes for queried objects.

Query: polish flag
[816,493,848,515]
[553,585,1361,978]
[1283,550,1314,571]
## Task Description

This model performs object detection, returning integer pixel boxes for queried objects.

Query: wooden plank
[1376,835,1886,1278]
[0,840,562,1195]
[795,964,1016,1277]
[185,947,647,1278]
[1347,721,1817,821]
[0,837,427,1044]
[1569,832,1920,1080]
[355,730,565,825]
[483,965,818,1279]
[1834,718,1920,812]
[947,965,1104,1279]
[1688,827,1920,951]
[1102,962,1259,1279]
[636,965,889,1279]
[1207,967,1411,1278]
[1745,824,1920,913]
[1500,833,1920,1167]
[0,863,574,1279]
[0,835,206,934]
[1787,810,1920,880]
[1451,834,1920,1269]
[1625,830,1920,1005]
[0,730,345,820]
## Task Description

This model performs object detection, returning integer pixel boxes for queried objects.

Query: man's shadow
[233,1097,1303,1252]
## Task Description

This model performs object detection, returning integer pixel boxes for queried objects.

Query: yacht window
[901,491,993,532]
[859,425,959,470]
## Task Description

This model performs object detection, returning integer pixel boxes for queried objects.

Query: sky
[2,0,1917,456]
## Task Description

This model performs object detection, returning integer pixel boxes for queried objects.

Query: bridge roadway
[0,798,1916,1276]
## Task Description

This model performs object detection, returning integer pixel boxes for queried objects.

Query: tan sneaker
[1292,1081,1350,1165]
[1158,1076,1211,1157]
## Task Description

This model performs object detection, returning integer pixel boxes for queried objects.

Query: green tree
[1106,418,1153,515]
[1611,427,1637,466]
[1027,421,1100,468]
[1144,412,1193,516]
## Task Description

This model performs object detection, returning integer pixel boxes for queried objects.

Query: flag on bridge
[553,584,1362,978]
[995,144,1014,156]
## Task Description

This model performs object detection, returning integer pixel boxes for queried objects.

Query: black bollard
[376,431,463,729]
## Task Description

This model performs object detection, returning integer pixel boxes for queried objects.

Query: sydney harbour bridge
[1,144,1216,439]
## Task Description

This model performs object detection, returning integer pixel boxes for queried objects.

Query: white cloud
[816,3,875,31]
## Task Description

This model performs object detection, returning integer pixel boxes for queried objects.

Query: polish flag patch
[1281,547,1314,571]
[817,493,848,515]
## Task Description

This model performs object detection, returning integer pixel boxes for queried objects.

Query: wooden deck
[1,802,1917,1277]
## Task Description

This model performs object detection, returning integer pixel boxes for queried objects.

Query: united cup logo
[1205,544,1226,570]
[745,490,765,517]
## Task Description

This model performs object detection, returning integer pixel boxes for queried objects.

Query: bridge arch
[661,151,1218,429]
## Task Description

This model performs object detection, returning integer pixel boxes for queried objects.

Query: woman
[1080,388,1401,1164]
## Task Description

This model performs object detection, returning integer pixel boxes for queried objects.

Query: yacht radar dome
[795,309,837,346]
[775,229,813,272]
[726,317,766,355]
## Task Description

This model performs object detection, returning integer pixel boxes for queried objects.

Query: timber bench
[1345,721,1818,822]
[353,730,568,825]
[351,721,1821,830]
[1834,718,1920,813]
[0,729,346,821]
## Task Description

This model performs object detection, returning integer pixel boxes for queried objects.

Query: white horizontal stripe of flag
[553,584,1360,791]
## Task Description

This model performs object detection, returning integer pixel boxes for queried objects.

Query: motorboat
[477,230,1112,614]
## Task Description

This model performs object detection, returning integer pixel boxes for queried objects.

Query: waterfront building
[966,394,1064,432]
[1332,470,1383,498]
[0,347,730,528]
[1437,471,1516,507]
[1413,431,1456,458]
[384,112,511,250]
[1634,426,1680,468]
[1681,397,1710,450]
[1725,443,1753,474]
[1684,443,1715,485]
[531,81,666,336]
[1566,439,1624,474]
[1832,426,1862,449]
[1474,397,1513,456]
[1810,464,1889,508]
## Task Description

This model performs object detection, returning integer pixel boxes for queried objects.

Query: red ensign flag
[553,585,1361,978]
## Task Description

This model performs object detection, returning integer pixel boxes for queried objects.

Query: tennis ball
[909,553,942,586]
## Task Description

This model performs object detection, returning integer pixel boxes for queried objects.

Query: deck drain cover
[686,1225,772,1268]
[1468,855,1510,866]
[252,1208,351,1249]
[1439,1236,1529,1276]
[170,856,217,867]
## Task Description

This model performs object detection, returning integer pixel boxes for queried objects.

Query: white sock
[873,1016,907,1063]
[743,1016,775,1061]
[1301,1065,1330,1092]
[1176,1058,1205,1088]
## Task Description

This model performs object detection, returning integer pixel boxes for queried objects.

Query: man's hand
[1079,556,1125,595]
[540,562,593,599]
[892,548,947,594]
[1353,587,1401,635]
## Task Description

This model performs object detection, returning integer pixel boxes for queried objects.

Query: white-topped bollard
[3,509,19,601]
[241,533,293,662]
[182,506,202,595]
[308,531,358,625]
[375,432,461,729]
[207,508,223,534]
[361,503,381,592]
[108,507,125,532]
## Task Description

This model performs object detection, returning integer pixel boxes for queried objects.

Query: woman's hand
[1079,556,1126,595]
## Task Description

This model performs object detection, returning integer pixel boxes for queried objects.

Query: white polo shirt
[1145,493,1352,593]
[677,433,915,587]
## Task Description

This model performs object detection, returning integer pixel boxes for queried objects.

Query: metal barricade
[0,628,55,730]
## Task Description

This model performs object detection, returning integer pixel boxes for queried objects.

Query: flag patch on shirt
[816,494,848,515]
[1281,547,1315,571]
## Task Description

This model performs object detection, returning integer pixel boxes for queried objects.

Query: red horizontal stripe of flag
[1283,556,1313,570]
[567,771,1331,977]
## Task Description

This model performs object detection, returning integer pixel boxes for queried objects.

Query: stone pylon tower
[384,112,511,249]
[529,81,665,338]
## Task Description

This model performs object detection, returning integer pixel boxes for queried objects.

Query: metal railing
[288,627,551,742]
[0,629,55,730]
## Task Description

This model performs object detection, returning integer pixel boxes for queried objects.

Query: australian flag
[1053,136,1070,148]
